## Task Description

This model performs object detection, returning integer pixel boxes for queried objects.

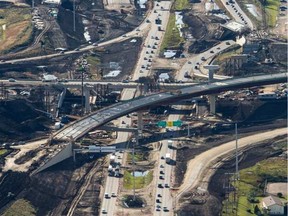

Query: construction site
[0,0,287,215]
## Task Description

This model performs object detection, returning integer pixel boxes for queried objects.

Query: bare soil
[178,136,286,216]
[0,155,105,216]
[0,99,51,142]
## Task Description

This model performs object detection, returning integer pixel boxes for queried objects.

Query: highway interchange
[1,0,287,215]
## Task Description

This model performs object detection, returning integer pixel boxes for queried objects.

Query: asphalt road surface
[53,73,287,141]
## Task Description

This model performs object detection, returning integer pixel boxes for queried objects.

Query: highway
[132,1,172,80]
[53,72,287,142]
[221,0,254,30]
[0,0,166,64]
[100,89,135,216]
[0,79,195,88]
[154,113,179,216]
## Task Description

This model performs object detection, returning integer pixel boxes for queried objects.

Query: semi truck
[165,153,171,164]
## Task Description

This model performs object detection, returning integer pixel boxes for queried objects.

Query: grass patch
[160,13,184,51]
[86,55,101,79]
[0,149,7,156]
[213,44,242,63]
[222,157,287,216]
[2,199,36,216]
[123,170,153,189]
[264,0,280,27]
[0,6,32,54]
[173,0,189,10]
[127,152,148,163]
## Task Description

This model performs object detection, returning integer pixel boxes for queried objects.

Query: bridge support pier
[209,95,216,114]
[137,111,143,138]
[84,86,91,113]
[204,65,220,115]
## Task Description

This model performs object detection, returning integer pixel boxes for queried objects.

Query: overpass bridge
[53,73,287,141]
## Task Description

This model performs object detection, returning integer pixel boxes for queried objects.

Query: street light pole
[73,0,76,32]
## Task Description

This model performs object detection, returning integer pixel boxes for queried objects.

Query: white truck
[168,140,173,149]
[165,153,171,164]
[110,155,115,164]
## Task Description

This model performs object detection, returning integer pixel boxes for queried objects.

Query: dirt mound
[183,14,207,39]
[216,99,287,123]
[0,99,51,142]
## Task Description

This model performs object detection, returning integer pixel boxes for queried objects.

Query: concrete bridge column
[84,86,91,113]
[204,65,220,115]
[137,111,143,138]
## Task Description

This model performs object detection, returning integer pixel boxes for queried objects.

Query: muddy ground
[0,154,105,216]
[175,99,287,187]
[178,136,286,216]
[0,99,51,142]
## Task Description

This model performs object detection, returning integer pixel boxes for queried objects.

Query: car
[158,183,163,188]
[160,164,164,168]
[141,65,145,68]
[151,50,154,54]
[210,50,214,53]
[122,121,125,124]
[140,70,144,73]
[122,80,129,83]
[8,78,16,82]
[159,176,164,180]
[146,51,149,54]
[156,208,161,211]
[92,42,98,46]
[156,199,161,203]
[136,28,140,31]
[196,62,200,65]
[156,3,159,6]
[151,36,154,39]
[102,209,107,214]
[156,205,161,209]
[152,46,156,49]
[154,10,157,13]
[111,192,117,197]
[194,66,198,70]
[163,207,169,212]
[226,2,229,5]
[104,193,109,199]
[157,194,162,197]
[154,42,158,45]
[0,60,5,62]
[188,61,192,64]
[226,42,231,45]
[144,57,147,60]
[147,45,151,48]
[201,57,206,61]
[217,47,221,50]
[160,170,164,174]
[122,34,127,37]
[155,36,159,40]
[146,19,150,23]
[161,156,165,159]
[165,183,169,188]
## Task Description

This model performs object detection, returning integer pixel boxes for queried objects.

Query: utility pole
[133,135,136,201]
[81,68,84,116]
[235,123,239,180]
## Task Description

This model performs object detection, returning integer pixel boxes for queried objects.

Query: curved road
[53,73,287,141]
[175,127,287,204]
